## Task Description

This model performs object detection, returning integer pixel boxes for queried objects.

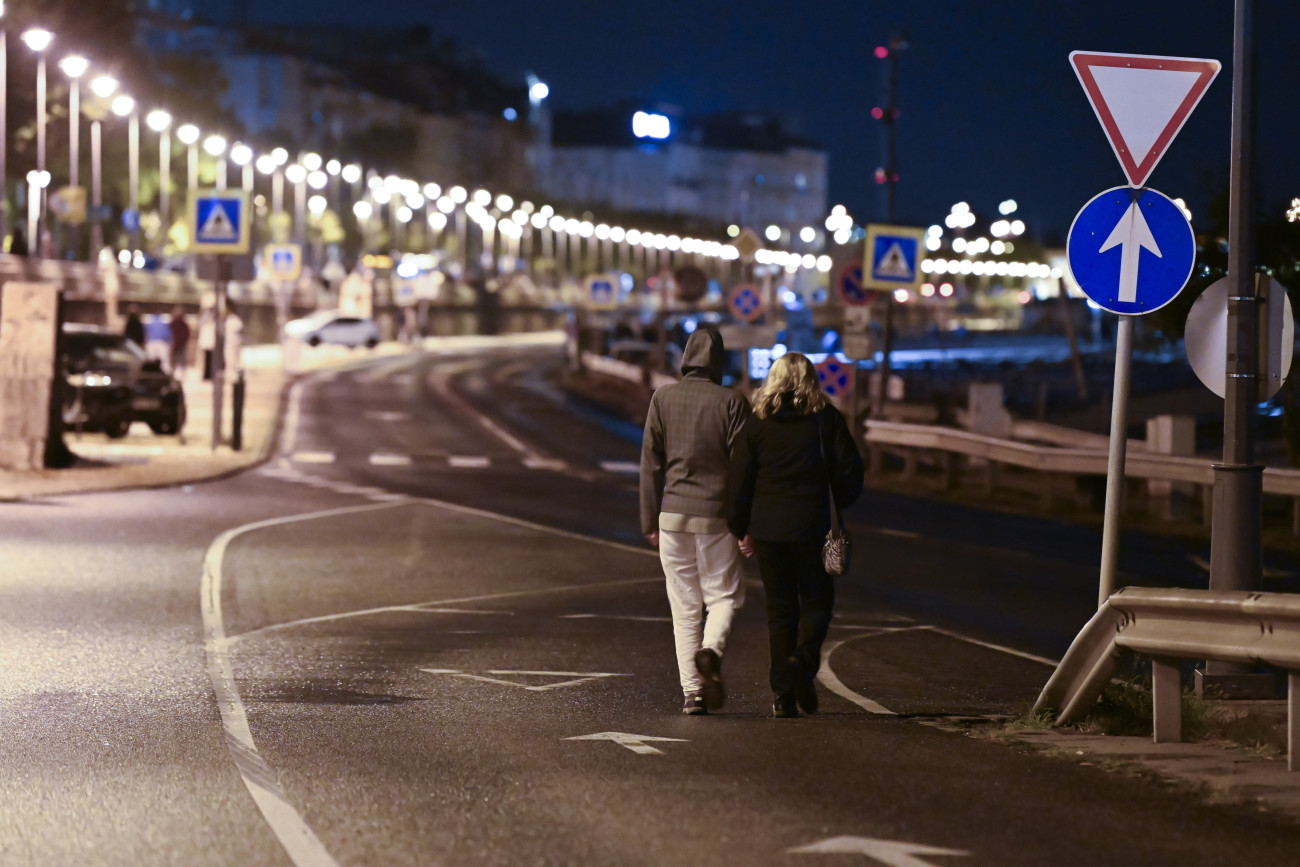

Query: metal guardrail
[581,351,677,390]
[864,419,1300,523]
[1033,587,1300,769]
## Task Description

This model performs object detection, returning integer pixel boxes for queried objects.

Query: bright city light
[799,226,816,244]
[326,159,341,176]
[59,55,88,78]
[342,164,362,184]
[203,134,226,156]
[90,75,118,99]
[111,95,135,117]
[21,28,53,52]
[529,81,549,102]
[145,109,172,132]
[352,201,373,220]
[230,143,253,166]
[284,164,306,184]
[632,111,671,140]
[999,199,1018,215]
[302,153,322,171]
[765,224,781,242]
[309,195,328,215]
[176,123,199,145]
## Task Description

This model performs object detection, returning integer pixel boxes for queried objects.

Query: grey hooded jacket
[639,328,751,535]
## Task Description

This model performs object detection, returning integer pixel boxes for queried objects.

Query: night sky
[198,1,1300,242]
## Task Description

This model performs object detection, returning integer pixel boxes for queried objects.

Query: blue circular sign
[728,283,763,322]
[837,260,875,306]
[818,359,852,397]
[1066,187,1194,316]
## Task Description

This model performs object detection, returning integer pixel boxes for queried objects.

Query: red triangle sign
[1070,51,1221,188]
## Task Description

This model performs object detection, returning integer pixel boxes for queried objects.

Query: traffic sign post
[863,224,924,419]
[189,189,252,451]
[264,243,303,282]
[1186,275,1294,402]
[816,357,854,404]
[1068,46,1220,611]
[836,259,875,307]
[584,273,618,310]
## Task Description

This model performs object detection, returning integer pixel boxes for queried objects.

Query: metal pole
[1098,315,1134,606]
[1,30,7,249]
[1206,0,1265,690]
[90,119,102,254]
[874,33,903,417]
[211,257,227,450]
[158,131,170,241]
[34,53,45,256]
[187,143,197,192]
[68,78,78,187]
[128,112,139,251]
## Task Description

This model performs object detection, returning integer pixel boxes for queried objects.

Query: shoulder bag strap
[817,413,844,534]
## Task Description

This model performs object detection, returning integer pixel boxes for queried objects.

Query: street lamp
[146,109,171,244]
[175,123,199,190]
[111,93,138,251]
[229,141,253,192]
[203,134,227,189]
[0,3,8,247]
[87,74,116,255]
[57,54,88,258]
[22,28,52,255]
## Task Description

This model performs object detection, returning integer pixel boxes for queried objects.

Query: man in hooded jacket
[640,328,751,715]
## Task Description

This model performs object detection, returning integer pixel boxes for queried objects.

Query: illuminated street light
[111,95,141,249]
[765,224,781,242]
[146,109,173,241]
[341,164,362,185]
[23,28,53,255]
[203,133,227,189]
[302,152,322,172]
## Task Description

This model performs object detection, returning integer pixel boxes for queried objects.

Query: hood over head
[680,328,725,382]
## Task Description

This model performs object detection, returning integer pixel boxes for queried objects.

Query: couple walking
[639,328,864,718]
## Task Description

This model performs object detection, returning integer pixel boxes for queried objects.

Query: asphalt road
[3,337,1300,866]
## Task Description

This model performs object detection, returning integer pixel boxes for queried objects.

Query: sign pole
[211,255,227,450]
[1098,314,1134,605]
[1206,0,1266,693]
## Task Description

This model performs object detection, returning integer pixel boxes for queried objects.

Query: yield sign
[1070,51,1221,188]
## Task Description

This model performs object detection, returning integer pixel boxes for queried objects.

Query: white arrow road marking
[564,731,688,756]
[788,836,970,866]
[420,668,630,692]
[1099,200,1162,303]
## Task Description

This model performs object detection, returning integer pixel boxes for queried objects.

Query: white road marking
[560,613,673,623]
[819,638,899,716]
[600,461,640,474]
[448,455,491,468]
[391,374,414,385]
[365,411,410,422]
[369,453,413,467]
[203,503,401,866]
[876,527,923,539]
[524,457,568,471]
[564,731,687,756]
[788,835,971,864]
[918,625,1058,667]
[428,374,549,463]
[421,668,630,692]
[292,451,335,464]
[280,382,304,455]
[410,606,512,615]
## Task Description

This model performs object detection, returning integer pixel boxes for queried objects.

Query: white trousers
[659,528,745,695]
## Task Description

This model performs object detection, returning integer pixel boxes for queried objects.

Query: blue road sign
[817,357,853,398]
[864,224,925,291]
[837,259,876,307]
[121,208,140,233]
[190,190,251,254]
[728,283,763,322]
[1067,187,1194,315]
[586,274,616,309]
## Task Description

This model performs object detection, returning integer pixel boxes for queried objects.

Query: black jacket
[727,402,864,542]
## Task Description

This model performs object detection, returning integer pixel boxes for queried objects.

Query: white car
[284,311,381,348]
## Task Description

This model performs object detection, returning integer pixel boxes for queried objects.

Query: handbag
[817,414,851,576]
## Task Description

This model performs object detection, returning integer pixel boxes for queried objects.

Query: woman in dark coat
[728,352,865,718]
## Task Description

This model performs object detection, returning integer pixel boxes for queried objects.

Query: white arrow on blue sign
[1066,186,1194,316]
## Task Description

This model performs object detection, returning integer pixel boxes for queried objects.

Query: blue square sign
[864,223,926,291]
[190,190,250,254]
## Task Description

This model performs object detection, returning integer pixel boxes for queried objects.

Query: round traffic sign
[1185,276,1294,400]
[728,283,764,323]
[816,357,854,399]
[837,259,876,307]
[1066,186,1194,315]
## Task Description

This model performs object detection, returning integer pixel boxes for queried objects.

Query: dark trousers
[752,538,835,696]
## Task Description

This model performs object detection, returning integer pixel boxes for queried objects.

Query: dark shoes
[682,692,708,715]
[772,694,800,718]
[694,648,725,711]
[788,656,819,715]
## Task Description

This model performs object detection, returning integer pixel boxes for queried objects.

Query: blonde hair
[752,352,827,419]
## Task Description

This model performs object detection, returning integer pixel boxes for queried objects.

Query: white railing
[1034,587,1300,769]
[581,351,677,390]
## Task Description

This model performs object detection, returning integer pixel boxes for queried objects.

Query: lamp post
[203,134,226,190]
[21,27,52,256]
[25,168,48,255]
[88,74,116,256]
[146,109,171,248]
[176,123,199,191]
[230,142,253,192]
[111,94,138,253]
[0,3,8,248]
[58,54,87,257]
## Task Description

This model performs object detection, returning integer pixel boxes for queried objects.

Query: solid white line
[203,503,400,866]
[918,625,1059,667]
[819,638,897,716]
[369,453,412,466]
[292,451,335,464]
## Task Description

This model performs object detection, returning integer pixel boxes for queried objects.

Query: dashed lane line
[291,451,336,464]
[600,461,640,474]
[369,453,413,467]
[448,455,491,468]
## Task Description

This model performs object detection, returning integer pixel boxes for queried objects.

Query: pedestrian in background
[640,327,751,716]
[143,313,172,372]
[123,304,146,348]
[9,226,28,256]
[169,306,191,379]
[728,352,864,718]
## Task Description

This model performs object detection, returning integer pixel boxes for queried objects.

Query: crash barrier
[581,351,677,390]
[1033,587,1300,770]
[863,419,1300,531]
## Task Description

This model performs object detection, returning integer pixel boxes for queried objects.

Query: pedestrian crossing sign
[864,224,925,291]
[189,189,251,254]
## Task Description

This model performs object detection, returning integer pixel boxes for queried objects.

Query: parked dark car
[60,324,187,437]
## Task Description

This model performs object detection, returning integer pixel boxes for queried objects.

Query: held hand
[738,534,754,558]
[646,531,659,548]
